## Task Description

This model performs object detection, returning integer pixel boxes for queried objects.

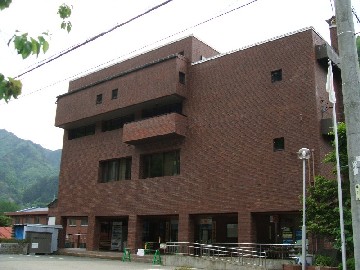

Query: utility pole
[334,0,360,268]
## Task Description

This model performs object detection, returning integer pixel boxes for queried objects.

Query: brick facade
[54,30,341,251]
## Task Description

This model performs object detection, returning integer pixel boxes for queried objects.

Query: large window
[102,114,134,132]
[100,157,132,182]
[68,125,95,140]
[142,150,180,178]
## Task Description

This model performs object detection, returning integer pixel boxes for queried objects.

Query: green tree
[306,122,354,257]
[0,0,72,102]
[0,200,19,226]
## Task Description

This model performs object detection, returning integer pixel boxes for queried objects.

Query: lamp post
[298,148,311,270]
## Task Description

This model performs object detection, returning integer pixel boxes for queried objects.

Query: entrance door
[198,217,213,244]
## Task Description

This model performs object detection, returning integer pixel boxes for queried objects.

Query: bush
[0,238,29,243]
[315,255,336,267]
[338,258,355,270]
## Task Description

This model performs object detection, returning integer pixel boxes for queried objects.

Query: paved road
[0,254,184,270]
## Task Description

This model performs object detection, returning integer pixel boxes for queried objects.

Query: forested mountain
[0,129,61,207]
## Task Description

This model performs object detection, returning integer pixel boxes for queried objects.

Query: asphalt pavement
[0,254,185,270]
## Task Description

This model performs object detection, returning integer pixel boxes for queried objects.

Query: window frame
[68,124,95,140]
[102,114,134,132]
[142,150,180,179]
[179,72,186,84]
[80,218,88,226]
[68,218,77,227]
[111,89,118,100]
[96,94,103,104]
[271,69,282,83]
[273,137,285,151]
[99,157,132,183]
[226,223,238,238]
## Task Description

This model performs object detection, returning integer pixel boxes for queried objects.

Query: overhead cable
[14,0,174,79]
[5,0,260,102]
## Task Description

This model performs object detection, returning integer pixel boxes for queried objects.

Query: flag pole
[327,60,347,269]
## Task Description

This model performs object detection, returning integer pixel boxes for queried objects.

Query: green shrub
[338,258,355,270]
[315,254,336,267]
[0,238,29,243]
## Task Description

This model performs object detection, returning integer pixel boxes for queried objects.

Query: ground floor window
[99,220,128,251]
[226,223,238,238]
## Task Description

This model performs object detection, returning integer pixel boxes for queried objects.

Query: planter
[283,265,338,270]
[283,265,301,270]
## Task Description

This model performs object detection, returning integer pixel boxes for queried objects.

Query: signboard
[111,222,122,251]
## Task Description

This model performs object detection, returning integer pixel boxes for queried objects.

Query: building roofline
[192,26,327,66]
[57,54,183,99]
[68,34,210,83]
[5,211,48,216]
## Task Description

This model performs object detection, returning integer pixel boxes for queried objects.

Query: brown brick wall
[55,29,340,250]
[55,56,188,127]
[67,36,218,92]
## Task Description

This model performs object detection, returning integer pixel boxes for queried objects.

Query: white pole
[298,148,310,270]
[302,157,306,270]
[332,105,347,270]
[327,59,347,269]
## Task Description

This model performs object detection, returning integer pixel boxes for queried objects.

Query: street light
[298,148,311,270]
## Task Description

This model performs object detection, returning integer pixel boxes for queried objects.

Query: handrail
[165,242,303,267]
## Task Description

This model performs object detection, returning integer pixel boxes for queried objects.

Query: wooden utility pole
[334,0,360,268]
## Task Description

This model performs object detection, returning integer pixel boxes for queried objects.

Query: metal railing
[165,242,302,267]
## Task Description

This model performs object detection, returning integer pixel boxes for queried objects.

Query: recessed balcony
[122,113,187,145]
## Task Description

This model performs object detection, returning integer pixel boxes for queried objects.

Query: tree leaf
[66,21,72,33]
[30,37,40,56]
[0,0,12,11]
[21,41,32,59]
[57,4,72,19]
[42,40,49,53]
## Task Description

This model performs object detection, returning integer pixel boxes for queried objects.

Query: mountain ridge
[0,129,61,207]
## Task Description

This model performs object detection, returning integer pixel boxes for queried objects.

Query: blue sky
[0,0,359,150]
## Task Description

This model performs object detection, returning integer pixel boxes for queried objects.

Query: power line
[7,0,259,101]
[13,0,175,79]
[352,7,360,24]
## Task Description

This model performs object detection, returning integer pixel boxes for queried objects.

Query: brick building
[53,27,341,251]
[6,207,49,226]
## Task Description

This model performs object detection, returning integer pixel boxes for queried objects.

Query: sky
[0,0,359,151]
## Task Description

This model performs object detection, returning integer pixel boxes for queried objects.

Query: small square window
[179,72,186,84]
[80,218,88,226]
[271,69,282,83]
[273,137,285,151]
[68,218,77,227]
[111,89,118,100]
[96,94,102,104]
